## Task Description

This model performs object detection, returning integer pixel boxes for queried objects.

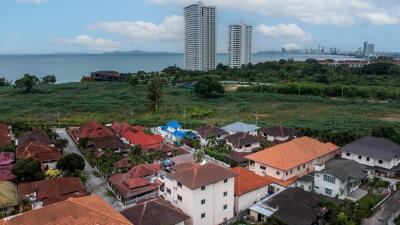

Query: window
[346,152,350,156]
[250,160,255,166]
[276,171,280,176]
[314,186,319,189]
[245,144,251,147]
[378,160,383,164]
[224,179,228,183]
[285,172,288,176]
[323,174,336,184]
[177,195,182,202]
[325,188,333,196]
[177,182,182,188]
[201,186,206,190]
[260,165,266,170]
[201,199,205,205]
[290,169,293,174]
[303,164,306,169]
[223,204,228,210]
[201,213,206,219]
[166,188,171,194]
[366,157,370,161]
[358,155,362,160]
[223,191,228,197]
[298,166,300,171]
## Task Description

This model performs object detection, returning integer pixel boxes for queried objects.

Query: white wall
[229,142,260,153]
[234,186,269,214]
[341,151,399,169]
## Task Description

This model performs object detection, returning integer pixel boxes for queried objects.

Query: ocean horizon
[0,53,356,83]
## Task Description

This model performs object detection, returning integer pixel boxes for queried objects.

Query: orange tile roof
[263,175,299,187]
[1,195,132,225]
[246,137,338,171]
[231,167,272,196]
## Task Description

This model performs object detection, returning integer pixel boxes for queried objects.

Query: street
[363,190,400,225]
[54,128,122,211]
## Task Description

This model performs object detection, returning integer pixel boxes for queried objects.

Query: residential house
[17,129,52,146]
[0,124,12,149]
[341,136,400,178]
[195,125,229,146]
[114,157,134,172]
[221,122,260,136]
[0,195,132,225]
[16,142,62,169]
[158,121,194,143]
[18,177,87,209]
[0,181,18,215]
[295,173,314,192]
[259,125,296,142]
[70,121,114,141]
[313,158,367,200]
[0,152,16,181]
[108,164,161,206]
[121,197,191,225]
[160,162,237,225]
[246,137,338,192]
[122,129,164,151]
[224,132,261,152]
[227,151,250,167]
[249,187,329,225]
[231,167,272,215]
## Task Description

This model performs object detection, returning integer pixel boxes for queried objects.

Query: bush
[57,153,85,175]
[12,158,44,182]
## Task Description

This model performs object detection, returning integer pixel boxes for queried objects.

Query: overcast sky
[1,0,400,54]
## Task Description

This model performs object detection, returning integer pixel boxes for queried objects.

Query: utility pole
[57,108,60,127]
[130,109,134,125]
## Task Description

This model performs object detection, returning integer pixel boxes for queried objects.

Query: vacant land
[0,82,399,134]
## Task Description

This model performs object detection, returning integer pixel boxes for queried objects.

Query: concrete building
[184,2,216,71]
[228,23,252,68]
[160,162,237,225]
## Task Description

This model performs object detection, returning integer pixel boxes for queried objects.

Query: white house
[231,167,272,215]
[195,125,229,146]
[313,158,367,200]
[224,132,261,153]
[341,136,400,178]
[160,162,237,225]
[157,121,187,142]
[221,122,260,136]
[259,125,296,142]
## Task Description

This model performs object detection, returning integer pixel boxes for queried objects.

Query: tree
[57,153,85,175]
[12,158,44,182]
[14,74,39,92]
[366,177,382,193]
[78,138,88,150]
[128,76,139,86]
[194,77,224,98]
[193,149,205,163]
[147,75,163,110]
[41,75,57,84]
[54,138,68,150]
[371,126,396,139]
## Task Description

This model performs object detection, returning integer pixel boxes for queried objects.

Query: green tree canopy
[41,75,57,84]
[12,158,44,182]
[57,153,85,175]
[14,74,39,92]
[194,77,225,98]
[147,75,163,110]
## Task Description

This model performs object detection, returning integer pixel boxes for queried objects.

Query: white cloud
[256,23,312,41]
[16,0,48,4]
[147,0,400,26]
[52,35,121,52]
[282,43,303,50]
[89,15,184,42]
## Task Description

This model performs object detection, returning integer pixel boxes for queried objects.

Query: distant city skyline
[1,0,400,54]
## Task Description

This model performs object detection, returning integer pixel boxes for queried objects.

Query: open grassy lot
[0,82,399,134]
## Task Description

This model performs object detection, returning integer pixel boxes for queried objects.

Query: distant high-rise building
[363,41,368,55]
[184,2,216,71]
[228,23,252,68]
[366,43,375,56]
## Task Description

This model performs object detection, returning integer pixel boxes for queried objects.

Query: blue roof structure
[166,121,182,129]
[172,130,186,139]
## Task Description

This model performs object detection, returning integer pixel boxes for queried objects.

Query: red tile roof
[75,121,114,139]
[18,177,87,206]
[123,130,164,149]
[16,142,62,163]
[231,167,272,196]
[111,122,145,135]
[0,152,14,166]
[108,173,159,200]
[114,157,134,169]
[246,137,338,171]
[128,163,161,178]
[123,178,151,189]
[0,195,133,225]
[263,175,299,188]
[0,153,15,181]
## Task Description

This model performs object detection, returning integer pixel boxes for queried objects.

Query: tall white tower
[228,23,252,68]
[184,2,216,71]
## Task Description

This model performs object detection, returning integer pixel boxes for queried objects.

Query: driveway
[54,128,121,211]
[363,190,400,225]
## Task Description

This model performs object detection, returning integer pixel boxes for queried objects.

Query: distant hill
[102,50,179,55]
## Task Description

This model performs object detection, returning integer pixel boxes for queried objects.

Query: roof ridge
[191,166,199,188]
[68,197,131,224]
[138,200,148,225]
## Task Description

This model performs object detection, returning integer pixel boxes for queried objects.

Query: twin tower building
[184,2,252,71]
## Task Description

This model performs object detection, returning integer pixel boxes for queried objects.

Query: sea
[0,53,356,83]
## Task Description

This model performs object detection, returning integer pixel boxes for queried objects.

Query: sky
[1,0,400,54]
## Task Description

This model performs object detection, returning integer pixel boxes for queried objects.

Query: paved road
[54,128,121,211]
[363,190,400,225]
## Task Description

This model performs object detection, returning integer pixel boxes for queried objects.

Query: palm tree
[19,198,32,212]
[193,149,205,163]
[206,135,219,148]
[366,177,381,193]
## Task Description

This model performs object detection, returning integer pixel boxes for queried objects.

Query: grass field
[0,82,399,134]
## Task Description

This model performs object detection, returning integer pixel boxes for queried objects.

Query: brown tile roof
[18,177,87,206]
[108,173,159,200]
[121,197,190,225]
[260,125,296,137]
[18,129,52,146]
[263,175,299,187]
[169,163,238,190]
[114,157,134,169]
[86,136,126,150]
[224,132,260,148]
[1,195,133,225]
[74,121,114,140]
[246,137,338,171]
[232,167,272,196]
[16,142,62,163]
[227,151,250,164]
[128,163,161,178]
[196,124,228,139]
[170,162,198,172]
